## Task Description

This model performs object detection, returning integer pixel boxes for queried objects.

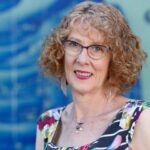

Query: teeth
[75,71,92,77]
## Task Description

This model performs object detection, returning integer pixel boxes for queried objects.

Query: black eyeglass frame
[63,39,110,60]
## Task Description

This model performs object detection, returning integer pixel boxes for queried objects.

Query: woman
[36,1,150,150]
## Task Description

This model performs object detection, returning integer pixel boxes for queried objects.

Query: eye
[91,45,104,52]
[67,40,80,47]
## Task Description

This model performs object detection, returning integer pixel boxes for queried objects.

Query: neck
[71,88,115,122]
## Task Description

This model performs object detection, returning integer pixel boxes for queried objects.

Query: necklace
[73,104,122,133]
[75,122,84,133]
[74,110,111,133]
[72,91,117,133]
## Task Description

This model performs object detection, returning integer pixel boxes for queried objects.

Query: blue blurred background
[0,0,150,150]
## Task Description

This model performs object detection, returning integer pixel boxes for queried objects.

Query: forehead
[69,22,105,44]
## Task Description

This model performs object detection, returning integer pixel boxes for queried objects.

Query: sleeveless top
[37,100,150,150]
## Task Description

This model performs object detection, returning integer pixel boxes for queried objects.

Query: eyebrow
[68,37,101,46]
[68,37,82,43]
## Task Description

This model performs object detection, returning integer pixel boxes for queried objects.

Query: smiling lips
[74,70,93,80]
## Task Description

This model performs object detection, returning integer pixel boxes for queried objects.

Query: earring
[60,77,67,96]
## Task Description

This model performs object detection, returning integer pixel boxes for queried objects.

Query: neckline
[49,99,133,149]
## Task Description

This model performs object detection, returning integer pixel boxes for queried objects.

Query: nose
[76,48,89,65]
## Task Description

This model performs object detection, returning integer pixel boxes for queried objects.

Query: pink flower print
[126,143,133,150]
[38,116,55,130]
[107,135,122,150]
[79,144,89,150]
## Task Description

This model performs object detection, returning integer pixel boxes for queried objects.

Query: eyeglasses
[63,40,110,60]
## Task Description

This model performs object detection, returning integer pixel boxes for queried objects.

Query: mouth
[74,70,93,80]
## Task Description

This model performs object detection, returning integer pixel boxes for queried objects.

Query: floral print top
[37,100,150,150]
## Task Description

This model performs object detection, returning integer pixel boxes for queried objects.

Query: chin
[71,83,94,95]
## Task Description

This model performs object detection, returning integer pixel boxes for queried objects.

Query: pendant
[75,122,84,133]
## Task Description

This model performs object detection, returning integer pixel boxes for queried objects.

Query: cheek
[93,61,110,80]
[64,55,74,77]
[65,53,76,66]
[65,55,71,69]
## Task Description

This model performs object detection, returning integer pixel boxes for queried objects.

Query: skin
[64,25,125,121]
[131,108,150,150]
[65,28,110,96]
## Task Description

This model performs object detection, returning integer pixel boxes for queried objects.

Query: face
[64,25,111,95]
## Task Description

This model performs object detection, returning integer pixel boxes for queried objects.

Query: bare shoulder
[138,107,150,122]
[137,100,150,125]
[131,102,150,150]
[136,107,150,131]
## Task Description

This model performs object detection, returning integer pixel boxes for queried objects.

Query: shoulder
[37,106,64,131]
[137,106,150,124]
[131,101,150,149]
[135,105,150,134]
[119,99,150,149]
[134,100,150,128]
[120,99,150,129]
[36,106,65,143]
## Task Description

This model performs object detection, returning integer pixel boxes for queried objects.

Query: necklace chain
[74,109,111,133]
[73,91,115,133]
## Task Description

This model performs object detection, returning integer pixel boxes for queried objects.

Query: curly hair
[39,1,147,94]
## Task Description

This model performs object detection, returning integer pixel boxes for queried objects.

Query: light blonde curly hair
[39,1,147,94]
